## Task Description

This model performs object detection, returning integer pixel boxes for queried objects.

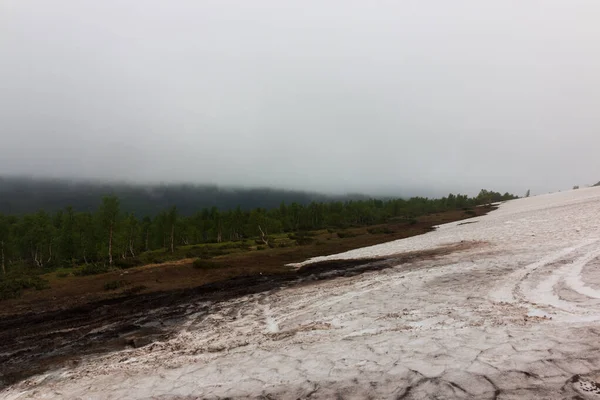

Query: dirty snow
[4,187,600,399]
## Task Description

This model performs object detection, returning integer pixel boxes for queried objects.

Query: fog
[1,0,599,196]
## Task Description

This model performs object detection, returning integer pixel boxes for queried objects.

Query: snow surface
[4,187,600,399]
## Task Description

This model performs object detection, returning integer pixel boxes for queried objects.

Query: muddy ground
[0,243,472,389]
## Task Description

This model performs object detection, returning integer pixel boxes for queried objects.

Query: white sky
[1,0,599,196]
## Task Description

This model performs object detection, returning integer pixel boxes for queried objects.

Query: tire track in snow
[564,247,600,300]
[525,246,600,318]
[489,239,598,304]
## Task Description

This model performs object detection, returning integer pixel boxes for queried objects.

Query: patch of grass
[103,280,128,291]
[367,227,394,234]
[216,241,251,250]
[287,232,317,245]
[74,264,111,276]
[270,236,296,248]
[123,285,147,295]
[139,242,244,264]
[336,230,359,239]
[192,259,223,270]
[51,267,74,278]
[0,277,49,300]
[113,258,143,269]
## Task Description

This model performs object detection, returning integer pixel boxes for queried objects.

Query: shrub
[197,252,212,260]
[192,259,222,270]
[0,277,49,300]
[148,257,166,264]
[287,232,315,245]
[74,264,111,276]
[113,258,143,269]
[337,230,358,239]
[367,227,394,234]
[297,237,315,245]
[104,280,128,291]
[193,247,227,259]
[123,285,147,295]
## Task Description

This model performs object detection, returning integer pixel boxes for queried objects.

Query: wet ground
[0,243,467,390]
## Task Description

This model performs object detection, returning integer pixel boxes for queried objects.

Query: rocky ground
[3,188,600,399]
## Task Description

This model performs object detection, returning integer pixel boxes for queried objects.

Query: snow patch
[5,187,600,399]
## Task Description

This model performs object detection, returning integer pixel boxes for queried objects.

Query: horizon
[0,174,542,200]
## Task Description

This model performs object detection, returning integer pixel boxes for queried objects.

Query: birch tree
[99,196,119,266]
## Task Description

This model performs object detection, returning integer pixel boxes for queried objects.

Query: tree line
[0,189,517,275]
[0,177,369,216]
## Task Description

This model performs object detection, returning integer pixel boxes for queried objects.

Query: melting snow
[4,187,600,399]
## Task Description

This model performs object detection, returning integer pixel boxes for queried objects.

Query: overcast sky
[1,1,599,196]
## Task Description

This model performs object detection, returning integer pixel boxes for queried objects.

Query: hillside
[0,177,369,216]
[3,186,600,398]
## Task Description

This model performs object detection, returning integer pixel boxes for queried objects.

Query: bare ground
[0,230,485,389]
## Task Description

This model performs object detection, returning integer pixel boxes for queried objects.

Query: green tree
[59,206,76,265]
[167,206,177,253]
[123,213,139,258]
[141,216,152,251]
[74,212,96,264]
[209,207,222,243]
[99,196,120,266]
[0,215,9,275]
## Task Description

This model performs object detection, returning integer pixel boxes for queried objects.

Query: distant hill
[0,177,370,216]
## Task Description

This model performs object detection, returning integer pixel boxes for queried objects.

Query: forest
[0,177,368,215]
[0,188,517,277]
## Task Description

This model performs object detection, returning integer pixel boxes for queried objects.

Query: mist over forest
[0,176,373,216]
